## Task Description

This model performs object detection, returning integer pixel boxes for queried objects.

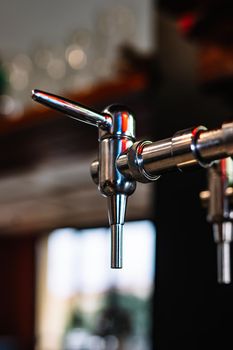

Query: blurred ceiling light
[34,48,53,69]
[7,54,32,91]
[47,58,66,80]
[13,53,32,72]
[0,95,24,118]
[0,95,16,115]
[72,74,93,91]
[70,28,91,49]
[114,5,136,37]
[9,66,29,91]
[97,5,136,39]
[65,45,87,70]
[93,58,111,78]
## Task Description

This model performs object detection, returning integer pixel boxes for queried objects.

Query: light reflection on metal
[46,58,66,80]
[65,45,87,70]
[32,90,233,278]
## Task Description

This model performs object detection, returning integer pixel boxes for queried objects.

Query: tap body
[32,90,136,268]
[98,105,136,268]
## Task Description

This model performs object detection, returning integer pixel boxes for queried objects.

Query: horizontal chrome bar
[197,122,233,162]
[117,122,233,180]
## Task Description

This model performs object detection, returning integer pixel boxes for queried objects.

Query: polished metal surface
[213,222,232,284]
[127,140,160,182]
[90,160,99,185]
[91,122,233,182]
[32,89,233,276]
[98,105,136,268]
[135,126,205,177]
[131,124,233,178]
[202,158,233,284]
[32,89,111,129]
[108,194,127,268]
[32,90,136,269]
[217,242,231,284]
[197,122,233,162]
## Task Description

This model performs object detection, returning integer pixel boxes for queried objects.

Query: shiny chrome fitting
[127,140,160,183]
[172,125,211,170]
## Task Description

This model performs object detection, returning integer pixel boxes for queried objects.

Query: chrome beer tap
[32,90,233,273]
[200,158,233,284]
[32,90,136,268]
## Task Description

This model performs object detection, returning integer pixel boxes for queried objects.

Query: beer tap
[32,89,233,272]
[200,158,233,284]
[32,90,136,269]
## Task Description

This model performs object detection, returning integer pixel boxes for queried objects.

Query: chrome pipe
[115,123,233,181]
[197,122,233,162]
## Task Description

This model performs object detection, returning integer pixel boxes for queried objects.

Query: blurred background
[0,0,232,349]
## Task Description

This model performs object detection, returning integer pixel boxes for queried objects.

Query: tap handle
[32,89,112,129]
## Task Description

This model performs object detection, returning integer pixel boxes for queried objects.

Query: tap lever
[32,89,111,129]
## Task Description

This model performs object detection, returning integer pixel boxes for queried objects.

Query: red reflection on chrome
[122,112,129,133]
[221,158,227,178]
[121,138,128,153]
[192,127,199,138]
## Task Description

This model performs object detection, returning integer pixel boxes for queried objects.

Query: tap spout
[213,222,233,284]
[108,194,127,268]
